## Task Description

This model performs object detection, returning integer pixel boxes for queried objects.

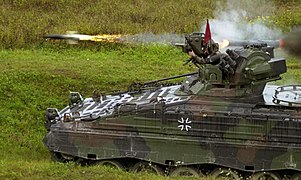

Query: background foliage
[1,0,301,48]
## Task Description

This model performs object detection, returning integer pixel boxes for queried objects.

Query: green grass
[0,160,168,180]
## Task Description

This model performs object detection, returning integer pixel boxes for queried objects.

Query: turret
[177,45,286,98]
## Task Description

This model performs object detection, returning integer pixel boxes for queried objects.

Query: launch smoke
[121,0,284,46]
[205,0,282,41]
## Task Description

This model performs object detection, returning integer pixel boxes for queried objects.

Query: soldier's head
[204,39,219,57]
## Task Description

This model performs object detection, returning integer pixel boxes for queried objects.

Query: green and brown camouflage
[44,32,301,179]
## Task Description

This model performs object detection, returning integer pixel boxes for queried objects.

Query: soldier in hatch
[188,20,237,79]
[188,39,236,76]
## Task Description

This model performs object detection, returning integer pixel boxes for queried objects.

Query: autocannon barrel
[227,40,280,48]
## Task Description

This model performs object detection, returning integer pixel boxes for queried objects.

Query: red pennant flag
[203,19,211,45]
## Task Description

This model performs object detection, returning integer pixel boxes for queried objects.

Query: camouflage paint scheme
[44,43,301,178]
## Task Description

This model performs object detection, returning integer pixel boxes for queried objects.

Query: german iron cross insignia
[178,117,191,131]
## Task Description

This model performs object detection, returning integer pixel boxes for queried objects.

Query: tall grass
[0,0,216,48]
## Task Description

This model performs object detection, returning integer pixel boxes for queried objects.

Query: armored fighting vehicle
[44,31,301,179]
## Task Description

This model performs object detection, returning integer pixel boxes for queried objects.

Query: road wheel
[211,168,240,180]
[61,153,75,160]
[130,161,163,175]
[96,160,125,171]
[50,151,74,163]
[292,172,301,180]
[251,171,280,180]
[170,166,203,177]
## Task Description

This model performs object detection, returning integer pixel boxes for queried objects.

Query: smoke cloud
[121,0,283,45]
[206,0,283,41]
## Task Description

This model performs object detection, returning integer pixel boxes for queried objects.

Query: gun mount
[175,32,286,99]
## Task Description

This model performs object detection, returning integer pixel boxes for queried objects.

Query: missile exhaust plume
[43,32,185,45]
[43,31,123,44]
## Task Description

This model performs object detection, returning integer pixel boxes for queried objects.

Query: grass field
[1,0,301,179]
[0,45,194,179]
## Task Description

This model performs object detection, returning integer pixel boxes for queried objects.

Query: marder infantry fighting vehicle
[44,27,301,179]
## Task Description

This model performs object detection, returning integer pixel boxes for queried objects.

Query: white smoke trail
[120,33,185,45]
